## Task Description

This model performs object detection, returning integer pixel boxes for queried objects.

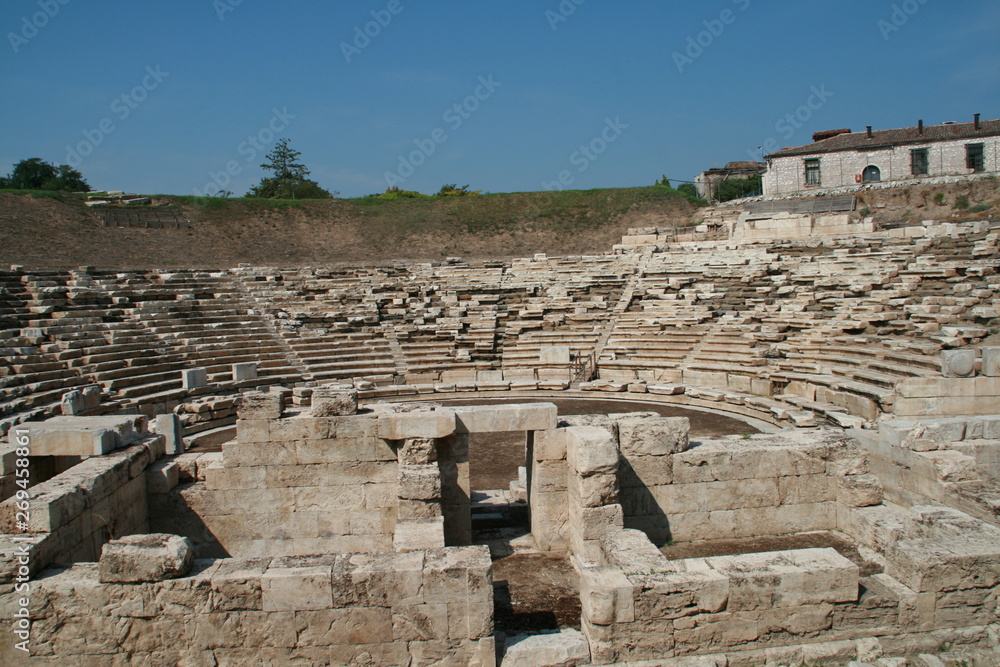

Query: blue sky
[1,0,998,197]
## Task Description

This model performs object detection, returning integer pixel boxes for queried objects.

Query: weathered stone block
[99,533,194,583]
[232,362,258,382]
[570,471,619,508]
[707,547,859,611]
[399,498,443,521]
[575,504,625,540]
[398,464,442,500]
[616,416,690,457]
[566,426,619,477]
[392,602,450,641]
[14,415,147,456]
[580,566,635,625]
[261,564,333,611]
[376,406,455,440]
[394,519,446,551]
[238,391,284,420]
[145,459,179,494]
[399,437,437,465]
[61,390,85,416]
[621,455,673,487]
[503,628,590,667]
[837,474,884,507]
[82,385,102,409]
[312,386,358,417]
[631,561,730,620]
[269,417,330,442]
[182,368,209,389]
[982,347,1000,377]
[452,403,557,434]
[540,346,570,364]
[155,413,185,455]
[534,428,568,461]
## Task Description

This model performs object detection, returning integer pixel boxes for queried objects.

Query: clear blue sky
[2,0,998,197]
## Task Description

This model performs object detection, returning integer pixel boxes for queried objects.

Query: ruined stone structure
[2,216,1000,664]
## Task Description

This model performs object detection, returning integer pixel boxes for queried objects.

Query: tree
[714,175,762,202]
[247,138,332,199]
[655,175,671,188]
[4,158,89,191]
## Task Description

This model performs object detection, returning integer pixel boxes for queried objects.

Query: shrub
[933,192,945,205]
[955,195,970,209]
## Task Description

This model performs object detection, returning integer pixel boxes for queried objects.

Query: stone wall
[579,500,1000,664]
[0,429,163,591]
[893,376,1000,418]
[6,546,495,665]
[168,395,400,558]
[852,415,1000,527]
[530,416,869,551]
[731,212,875,242]
[581,529,860,663]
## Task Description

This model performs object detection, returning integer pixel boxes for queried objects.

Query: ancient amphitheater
[2,212,1000,665]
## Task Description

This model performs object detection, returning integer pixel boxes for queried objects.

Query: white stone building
[763,115,1000,196]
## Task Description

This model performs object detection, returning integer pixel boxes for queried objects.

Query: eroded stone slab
[13,415,148,456]
[99,533,194,583]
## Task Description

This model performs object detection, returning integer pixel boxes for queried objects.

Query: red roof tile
[766,118,1000,159]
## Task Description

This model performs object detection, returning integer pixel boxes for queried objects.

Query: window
[805,158,821,186]
[911,148,929,176]
[967,144,985,172]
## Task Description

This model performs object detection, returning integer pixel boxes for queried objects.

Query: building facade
[763,116,1000,196]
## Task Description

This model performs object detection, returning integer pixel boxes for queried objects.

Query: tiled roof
[703,161,766,175]
[766,118,1000,159]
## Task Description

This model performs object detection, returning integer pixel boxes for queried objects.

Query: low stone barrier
[13,546,494,665]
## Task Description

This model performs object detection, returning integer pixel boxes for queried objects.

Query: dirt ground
[492,553,582,634]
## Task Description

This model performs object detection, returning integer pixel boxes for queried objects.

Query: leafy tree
[436,184,480,197]
[3,158,89,191]
[247,138,332,199]
[655,175,671,188]
[714,175,762,202]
